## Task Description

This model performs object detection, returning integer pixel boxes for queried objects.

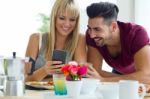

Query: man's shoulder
[118,21,145,32]
[118,21,148,39]
[118,21,149,54]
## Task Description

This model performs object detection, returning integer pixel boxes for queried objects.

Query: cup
[53,74,67,96]
[66,80,82,98]
[96,82,119,99]
[119,80,146,99]
[81,78,99,94]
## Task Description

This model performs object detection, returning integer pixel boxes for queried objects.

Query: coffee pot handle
[139,83,146,98]
[13,52,16,58]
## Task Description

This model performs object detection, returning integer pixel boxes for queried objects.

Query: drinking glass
[53,74,67,95]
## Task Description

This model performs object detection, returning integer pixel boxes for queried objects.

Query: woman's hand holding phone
[43,60,63,74]
[43,50,67,75]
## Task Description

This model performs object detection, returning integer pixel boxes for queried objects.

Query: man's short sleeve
[131,26,150,54]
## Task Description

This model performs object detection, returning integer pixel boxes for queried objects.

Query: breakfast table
[0,89,150,99]
[0,89,98,99]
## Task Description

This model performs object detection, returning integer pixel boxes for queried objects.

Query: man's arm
[87,45,119,78]
[88,45,150,84]
[100,45,150,84]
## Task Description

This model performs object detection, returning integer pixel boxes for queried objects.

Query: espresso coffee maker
[4,52,26,96]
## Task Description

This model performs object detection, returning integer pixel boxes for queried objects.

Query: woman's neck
[55,33,67,49]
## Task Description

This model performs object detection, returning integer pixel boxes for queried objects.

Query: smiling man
[85,2,150,84]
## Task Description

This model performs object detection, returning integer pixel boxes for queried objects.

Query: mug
[96,82,119,99]
[80,78,99,94]
[119,80,146,99]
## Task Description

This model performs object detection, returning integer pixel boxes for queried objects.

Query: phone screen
[52,50,67,64]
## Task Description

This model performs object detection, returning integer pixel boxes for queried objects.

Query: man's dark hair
[86,2,119,24]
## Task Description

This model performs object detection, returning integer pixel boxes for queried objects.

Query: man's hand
[86,64,101,79]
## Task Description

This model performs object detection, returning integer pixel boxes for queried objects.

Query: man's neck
[107,25,120,47]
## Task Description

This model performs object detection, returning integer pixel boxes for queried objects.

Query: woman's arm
[24,33,48,81]
[25,33,68,82]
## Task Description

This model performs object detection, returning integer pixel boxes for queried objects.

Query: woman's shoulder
[30,33,40,39]
[29,33,47,40]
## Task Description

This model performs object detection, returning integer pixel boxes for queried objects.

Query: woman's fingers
[44,61,62,74]
[49,68,61,74]
[46,61,62,66]
[49,64,62,69]
[46,64,63,74]
[52,61,62,65]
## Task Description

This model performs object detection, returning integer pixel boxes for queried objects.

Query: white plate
[26,81,54,90]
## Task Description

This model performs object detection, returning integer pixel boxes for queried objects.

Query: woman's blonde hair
[45,0,80,60]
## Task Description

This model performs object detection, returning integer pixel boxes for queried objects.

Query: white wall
[0,0,117,57]
[117,0,150,36]
[117,0,135,22]
[135,0,150,36]
[0,0,52,57]
[0,0,116,72]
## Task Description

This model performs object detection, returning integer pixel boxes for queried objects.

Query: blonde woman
[24,0,87,81]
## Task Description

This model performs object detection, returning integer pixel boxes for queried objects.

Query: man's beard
[95,39,105,47]
[95,31,113,47]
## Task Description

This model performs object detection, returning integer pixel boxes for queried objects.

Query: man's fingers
[86,74,93,78]
[87,69,93,75]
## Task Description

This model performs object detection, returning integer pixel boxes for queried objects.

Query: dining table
[0,89,150,99]
[0,89,98,99]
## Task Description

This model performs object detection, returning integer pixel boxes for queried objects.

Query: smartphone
[52,50,67,64]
